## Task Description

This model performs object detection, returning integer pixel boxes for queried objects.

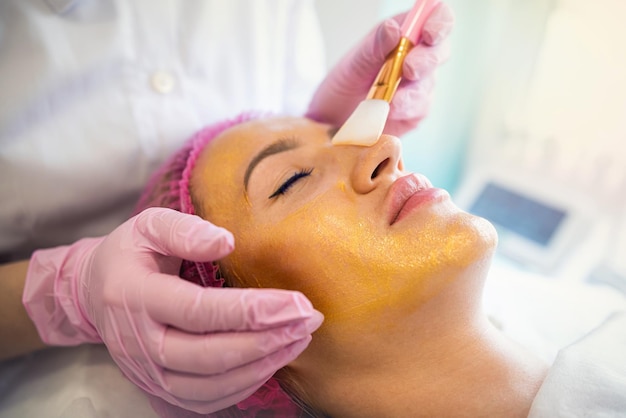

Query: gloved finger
[346,18,401,83]
[158,337,311,404]
[132,207,234,262]
[144,281,319,333]
[388,76,435,124]
[154,312,323,374]
[402,40,451,82]
[387,2,454,47]
[148,394,205,418]
[421,2,455,46]
[373,18,402,62]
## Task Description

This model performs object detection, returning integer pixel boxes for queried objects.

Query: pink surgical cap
[133,112,306,418]
[133,112,264,287]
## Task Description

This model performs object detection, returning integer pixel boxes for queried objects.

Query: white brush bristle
[331,99,389,146]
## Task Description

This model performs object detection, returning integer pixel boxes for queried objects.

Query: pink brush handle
[400,0,439,44]
[365,0,439,102]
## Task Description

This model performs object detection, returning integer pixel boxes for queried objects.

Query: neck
[287,277,548,417]
[352,320,547,418]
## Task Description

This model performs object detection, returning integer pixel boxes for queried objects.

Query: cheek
[223,198,497,332]
[222,199,369,315]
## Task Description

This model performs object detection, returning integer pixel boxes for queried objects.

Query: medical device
[454,163,593,275]
[331,0,439,146]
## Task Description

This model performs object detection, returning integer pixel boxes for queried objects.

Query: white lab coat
[0,0,326,262]
[0,1,326,415]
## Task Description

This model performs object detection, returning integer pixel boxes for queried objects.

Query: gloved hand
[306,2,454,137]
[23,207,324,414]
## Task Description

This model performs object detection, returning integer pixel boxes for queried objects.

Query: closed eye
[269,168,314,199]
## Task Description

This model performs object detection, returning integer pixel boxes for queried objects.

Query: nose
[348,135,404,194]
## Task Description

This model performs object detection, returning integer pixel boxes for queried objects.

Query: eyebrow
[243,126,339,191]
[244,137,301,191]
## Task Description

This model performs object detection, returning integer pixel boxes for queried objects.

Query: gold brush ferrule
[367,37,414,102]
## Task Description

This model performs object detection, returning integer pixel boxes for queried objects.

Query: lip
[386,173,448,225]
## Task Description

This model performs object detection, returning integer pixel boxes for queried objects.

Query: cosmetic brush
[332,0,439,146]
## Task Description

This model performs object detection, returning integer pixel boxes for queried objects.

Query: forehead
[189,116,330,217]
[198,116,329,170]
[215,116,326,149]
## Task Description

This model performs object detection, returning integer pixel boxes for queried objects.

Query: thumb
[130,207,234,262]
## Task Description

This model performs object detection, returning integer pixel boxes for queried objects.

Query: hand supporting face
[306,2,454,136]
[23,207,324,414]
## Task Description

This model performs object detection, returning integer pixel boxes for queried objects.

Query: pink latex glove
[306,2,454,137]
[23,207,324,414]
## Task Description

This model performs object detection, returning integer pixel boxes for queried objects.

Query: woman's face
[191,117,496,335]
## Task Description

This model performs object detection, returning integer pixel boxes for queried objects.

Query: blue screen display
[469,182,567,246]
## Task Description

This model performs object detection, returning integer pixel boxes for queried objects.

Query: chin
[474,214,498,252]
[448,211,498,267]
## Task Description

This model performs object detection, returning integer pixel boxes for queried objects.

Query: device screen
[469,182,568,246]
